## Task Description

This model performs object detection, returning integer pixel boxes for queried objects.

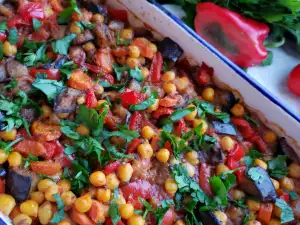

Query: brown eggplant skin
[158,37,183,63]
[196,210,222,225]
[212,121,237,136]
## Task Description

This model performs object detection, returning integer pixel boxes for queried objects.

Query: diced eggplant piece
[54,55,68,69]
[72,29,94,45]
[240,166,277,202]
[0,111,7,132]
[199,146,225,165]
[278,138,300,164]
[54,88,84,113]
[215,90,237,111]
[20,107,38,124]
[158,37,183,63]
[196,210,222,225]
[0,62,7,82]
[94,23,115,47]
[6,58,28,78]
[84,2,107,19]
[69,46,86,65]
[0,167,6,178]
[212,121,237,136]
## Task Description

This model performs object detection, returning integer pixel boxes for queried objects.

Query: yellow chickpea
[96,188,111,202]
[246,199,260,211]
[57,113,69,119]
[58,220,72,225]
[57,180,71,193]
[0,149,8,164]
[254,159,268,170]
[185,150,199,166]
[141,67,150,79]
[231,103,245,117]
[76,124,90,136]
[127,57,140,69]
[183,162,196,177]
[184,104,197,121]
[162,71,176,82]
[106,173,120,190]
[117,163,133,182]
[156,148,170,163]
[137,143,153,159]
[38,201,53,225]
[41,105,52,118]
[8,152,22,167]
[268,218,281,225]
[174,220,186,225]
[3,41,17,57]
[119,203,134,220]
[127,215,145,225]
[165,178,178,195]
[193,119,208,133]
[89,171,106,187]
[83,41,96,52]
[94,84,104,95]
[61,191,76,207]
[0,128,17,141]
[220,136,235,151]
[163,83,177,94]
[148,43,157,53]
[141,126,155,140]
[138,57,146,65]
[92,14,104,24]
[202,87,215,102]
[13,214,32,225]
[216,164,230,176]
[176,77,189,92]
[121,29,134,40]
[128,45,141,58]
[44,185,59,202]
[263,131,277,143]
[279,176,295,191]
[30,192,45,205]
[147,99,159,112]
[38,179,55,192]
[0,194,16,215]
[69,22,82,34]
[271,178,280,190]
[288,163,300,178]
[20,200,39,217]
[213,211,227,225]
[232,189,245,200]
[75,194,92,213]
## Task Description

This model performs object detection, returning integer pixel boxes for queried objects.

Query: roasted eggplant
[199,146,225,165]
[0,167,6,178]
[54,88,84,113]
[0,112,7,132]
[196,210,222,225]
[278,137,300,164]
[212,121,237,136]
[54,55,68,69]
[158,37,183,63]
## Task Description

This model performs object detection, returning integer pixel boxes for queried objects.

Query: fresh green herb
[170,107,196,121]
[0,138,23,154]
[32,18,42,32]
[232,198,247,209]
[3,79,17,90]
[58,0,81,24]
[23,154,38,169]
[0,42,3,60]
[60,120,80,140]
[0,22,8,32]
[103,140,134,160]
[75,21,95,31]
[192,124,217,151]
[267,155,289,179]
[275,199,294,224]
[69,158,90,194]
[116,32,131,46]
[37,174,55,181]
[247,167,264,184]
[59,61,77,80]
[32,79,65,102]
[102,125,140,143]
[8,27,18,45]
[112,64,130,81]
[50,193,65,223]
[244,114,260,127]
[109,189,121,225]
[244,150,264,167]
[261,51,273,66]
[139,198,154,218]
[129,91,158,111]
[52,34,77,55]
[64,144,77,155]
[129,67,143,82]
[242,214,251,225]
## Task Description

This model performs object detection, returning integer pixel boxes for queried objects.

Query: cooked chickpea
[106,173,120,190]
[231,103,245,117]
[128,45,141,58]
[156,148,170,163]
[193,119,208,133]
[119,203,134,220]
[170,156,180,165]
[57,180,71,193]
[38,201,53,225]
[83,41,96,52]
[220,136,235,151]
[58,220,72,225]
[183,162,196,177]
[38,179,55,192]
[232,189,245,200]
[30,192,45,205]
[165,178,178,195]
[176,77,189,92]
[213,211,227,225]
[147,99,159,112]
[0,194,16,215]
[117,163,133,182]
[268,218,281,225]
[288,163,300,178]
[254,159,268,170]
[0,128,17,141]
[279,176,295,191]
[202,87,215,102]
[41,105,52,118]
[141,67,150,79]
[94,84,104,95]
[75,194,92,213]
[141,126,155,140]
[20,200,38,217]
[121,29,134,40]
[127,214,145,225]
[246,199,260,211]
[127,57,140,69]
[69,22,82,34]
[185,150,199,166]
[216,164,230,175]
[76,124,90,136]
[174,220,186,225]
[3,41,17,57]
[0,149,8,164]
[96,188,111,202]
[61,191,76,207]
[44,185,59,202]
[163,83,177,94]
[148,43,157,53]
[247,220,261,225]
[90,171,106,187]
[8,152,22,167]
[57,113,69,119]
[115,194,126,205]
[184,104,197,121]
[92,14,104,23]
[162,71,176,82]
[13,214,32,225]
[138,143,153,159]
[271,178,280,190]
[263,131,277,143]
[77,96,86,105]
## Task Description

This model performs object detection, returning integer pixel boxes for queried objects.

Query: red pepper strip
[199,163,213,197]
[7,16,30,29]
[129,112,142,131]
[231,118,255,139]
[175,119,188,135]
[85,89,97,109]
[0,32,7,42]
[29,68,60,80]
[56,154,72,168]
[277,189,290,203]
[105,218,125,225]
[197,62,213,85]
[288,64,300,96]
[164,141,173,154]
[248,135,268,153]
[82,63,115,84]
[227,144,245,169]
[152,107,174,119]
[127,139,141,153]
[42,140,64,160]
[151,136,160,152]
[19,2,45,21]
[0,179,5,194]
[119,90,143,109]
[257,203,273,224]
[121,180,152,209]
[234,166,246,183]
[150,52,163,83]
[108,8,128,21]
[195,3,269,68]
[103,161,122,175]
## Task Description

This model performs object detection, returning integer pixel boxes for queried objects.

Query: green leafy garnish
[247,167,264,184]
[261,51,273,66]
[103,140,134,160]
[0,42,3,60]
[243,149,264,167]
[50,194,65,223]
[23,154,38,169]
[0,138,23,154]
[275,199,294,224]
[138,198,154,218]
[242,214,251,225]
[109,189,121,225]
[59,61,78,80]
[52,34,77,55]
[69,158,91,194]
[8,27,18,45]
[129,91,158,111]
[102,125,140,143]
[32,18,42,32]
[285,190,298,201]
[0,22,8,32]
[4,79,17,90]
[267,155,289,179]
[58,0,81,24]
[116,32,131,46]
[32,79,65,102]
[169,107,196,121]
[60,120,80,140]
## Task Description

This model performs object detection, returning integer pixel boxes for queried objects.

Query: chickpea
[119,203,134,220]
[156,148,170,163]
[57,180,71,193]
[77,96,86,105]
[38,201,53,225]
[216,164,230,176]
[213,211,227,225]
[147,99,159,112]
[69,22,82,34]
[89,171,106,187]
[141,67,150,79]
[117,163,133,182]
[141,126,155,140]
[76,124,90,136]
[0,149,8,164]
[3,41,17,57]
[92,14,104,24]
[13,214,32,225]
[176,77,189,92]
[61,191,76,207]
[83,42,96,52]
[170,157,180,165]
[231,103,245,117]
[279,176,295,191]
[185,150,199,166]
[202,87,215,102]
[41,105,52,118]
[94,84,104,95]
[220,136,235,151]
[96,188,111,202]
[247,221,261,225]
[106,173,120,190]
[58,220,72,225]
[0,193,16,215]
[121,29,134,40]
[183,162,196,177]
[246,199,260,211]
[128,45,140,58]
[184,104,197,121]
[44,185,59,202]
[148,43,157,53]
[127,57,140,69]
[254,159,268,170]
[8,152,22,167]
[174,220,186,225]
[138,143,153,159]
[263,131,277,143]
[271,178,280,190]
[57,113,69,119]
[193,119,208,133]
[288,163,300,178]
[163,83,177,94]
[75,194,92,213]
[162,71,176,82]
[127,215,145,225]
[232,189,245,200]
[20,200,38,217]
[38,179,55,192]
[165,178,178,195]
[0,128,17,141]
[30,192,45,205]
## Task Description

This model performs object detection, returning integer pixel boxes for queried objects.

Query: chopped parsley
[23,154,38,169]
[0,22,8,32]
[116,32,131,46]
[169,107,196,121]
[0,138,23,154]
[58,0,81,24]
[8,27,18,45]
[32,79,66,102]
[155,200,174,225]
[32,18,42,32]
[267,155,289,179]
[50,194,65,223]
[69,158,91,194]
[247,167,264,184]
[109,189,121,225]
[129,91,158,111]
[52,34,77,55]
[275,199,294,224]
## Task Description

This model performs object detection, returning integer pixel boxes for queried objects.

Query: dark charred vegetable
[158,37,183,63]
[84,2,108,22]
[0,62,7,82]
[240,166,277,202]
[215,90,237,111]
[278,138,300,164]
[196,210,222,225]
[212,121,237,136]
[0,111,7,132]
[54,88,83,113]
[199,146,224,165]
[6,169,32,202]
[0,167,6,178]
[54,56,68,69]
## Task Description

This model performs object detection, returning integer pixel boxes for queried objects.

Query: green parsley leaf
[116,32,131,46]
[112,64,130,81]
[248,167,264,184]
[71,0,81,15]
[32,79,65,102]
[3,79,17,90]
[0,42,3,60]
[109,189,121,225]
[23,154,38,169]
[244,114,260,127]
[129,91,158,111]
[81,21,95,29]
[50,193,65,223]
[103,140,134,160]
[102,125,140,143]
[58,0,81,24]
[155,200,174,225]
[16,42,48,67]
[231,198,247,209]
[8,27,18,45]
[0,138,23,154]
[244,150,264,167]
[139,197,154,218]
[70,158,90,194]
[74,21,84,32]
[64,144,77,155]
[60,120,80,140]
[261,51,273,66]
[242,214,251,225]
[32,18,42,32]
[129,67,143,82]
[59,61,77,80]
[0,22,8,32]
[267,155,289,179]
[52,34,77,55]
[285,190,298,201]
[169,107,195,121]
[275,199,294,224]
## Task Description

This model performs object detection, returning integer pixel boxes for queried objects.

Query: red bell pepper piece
[199,163,213,197]
[129,111,142,131]
[105,218,125,225]
[85,89,97,109]
[7,16,30,29]
[103,161,122,175]
[0,179,5,194]
[19,2,45,21]
[257,203,273,224]
[227,144,245,169]
[42,140,64,160]
[152,107,174,119]
[108,8,128,21]
[287,64,300,96]
[231,118,255,139]
[175,119,188,135]
[248,135,268,153]
[120,180,152,209]
[119,90,143,109]
[0,33,7,42]
[81,63,115,84]
[278,189,290,203]
[235,166,246,183]
[150,52,163,83]
[194,3,269,68]
[197,62,213,85]
[29,69,60,80]
[127,139,141,153]
[164,141,173,153]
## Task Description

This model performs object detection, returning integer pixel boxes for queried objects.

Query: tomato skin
[14,140,46,156]
[119,90,144,109]
[152,107,174,119]
[0,179,5,194]
[19,3,45,21]
[29,69,60,80]
[277,189,290,203]
[68,69,94,91]
[257,203,273,224]
[86,89,97,109]
[227,144,245,169]
[287,64,300,96]
[30,161,61,175]
[129,112,142,131]
[7,16,30,29]
[235,166,246,183]
[103,161,122,175]
[150,52,163,82]
[199,163,213,196]
[42,140,64,160]
[231,118,255,139]
[127,139,141,153]
[0,32,7,42]
[162,209,176,225]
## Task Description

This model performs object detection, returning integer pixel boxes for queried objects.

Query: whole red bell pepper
[19,2,45,21]
[199,163,213,197]
[227,144,245,169]
[287,64,300,96]
[152,107,174,119]
[150,52,163,83]
[85,89,97,109]
[29,68,60,80]
[194,3,269,68]
[129,111,142,131]
[119,90,143,109]
[103,161,122,175]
